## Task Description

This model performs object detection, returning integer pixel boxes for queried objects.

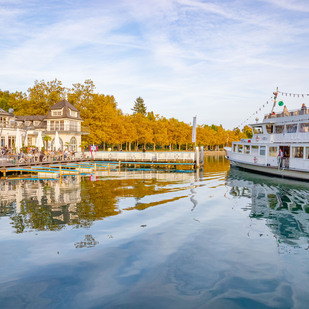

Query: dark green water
[1,156,309,308]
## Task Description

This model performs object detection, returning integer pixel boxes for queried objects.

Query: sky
[1,0,309,129]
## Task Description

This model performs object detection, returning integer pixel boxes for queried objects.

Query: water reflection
[227,168,309,250]
[0,170,200,233]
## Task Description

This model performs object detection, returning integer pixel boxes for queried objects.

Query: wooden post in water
[195,146,200,168]
[119,161,121,173]
[79,165,81,175]
[108,163,110,176]
[94,163,97,172]
[59,165,62,177]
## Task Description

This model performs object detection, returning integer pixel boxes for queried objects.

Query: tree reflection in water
[0,170,199,233]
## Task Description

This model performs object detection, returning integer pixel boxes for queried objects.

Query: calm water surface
[1,156,309,308]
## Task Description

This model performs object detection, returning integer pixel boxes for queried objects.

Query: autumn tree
[242,125,253,138]
[23,79,66,115]
[67,79,95,110]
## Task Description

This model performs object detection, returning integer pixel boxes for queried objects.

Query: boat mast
[271,87,278,113]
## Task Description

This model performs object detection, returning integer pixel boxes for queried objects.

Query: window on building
[260,146,266,156]
[286,124,297,133]
[244,145,250,154]
[1,137,5,147]
[251,145,259,155]
[50,120,64,131]
[25,121,31,126]
[233,144,237,152]
[292,147,304,158]
[70,109,77,117]
[300,123,309,132]
[238,145,243,153]
[34,121,40,126]
[8,136,15,148]
[269,147,277,157]
[52,109,63,116]
[70,137,77,151]
[274,125,284,133]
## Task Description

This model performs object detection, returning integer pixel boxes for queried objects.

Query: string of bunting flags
[237,96,273,129]
[278,91,309,97]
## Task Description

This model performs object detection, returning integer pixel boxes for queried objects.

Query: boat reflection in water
[227,168,309,250]
[0,169,199,233]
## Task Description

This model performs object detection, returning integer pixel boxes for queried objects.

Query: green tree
[132,97,146,116]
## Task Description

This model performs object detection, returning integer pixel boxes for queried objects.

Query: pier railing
[0,152,85,167]
[84,151,196,163]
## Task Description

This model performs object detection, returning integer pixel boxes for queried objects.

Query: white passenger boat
[225,89,309,180]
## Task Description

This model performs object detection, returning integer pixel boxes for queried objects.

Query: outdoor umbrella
[36,131,44,151]
[54,131,61,151]
[15,128,22,153]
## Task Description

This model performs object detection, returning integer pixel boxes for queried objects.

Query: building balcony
[45,125,90,134]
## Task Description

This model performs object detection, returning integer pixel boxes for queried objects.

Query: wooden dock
[0,158,197,179]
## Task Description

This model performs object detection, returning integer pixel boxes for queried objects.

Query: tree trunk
[153,143,156,151]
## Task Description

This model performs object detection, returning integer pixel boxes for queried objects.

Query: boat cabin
[229,104,309,171]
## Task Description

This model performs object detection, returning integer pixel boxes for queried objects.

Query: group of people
[1,146,76,163]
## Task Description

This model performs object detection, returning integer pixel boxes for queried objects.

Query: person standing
[278,148,283,168]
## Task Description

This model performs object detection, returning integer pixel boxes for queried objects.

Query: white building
[0,100,88,152]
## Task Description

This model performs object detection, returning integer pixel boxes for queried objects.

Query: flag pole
[271,87,278,113]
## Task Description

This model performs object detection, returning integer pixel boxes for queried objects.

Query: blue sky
[1,0,309,129]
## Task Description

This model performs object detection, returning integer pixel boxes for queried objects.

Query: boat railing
[264,107,309,119]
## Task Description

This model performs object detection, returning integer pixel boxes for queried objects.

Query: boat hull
[229,159,309,181]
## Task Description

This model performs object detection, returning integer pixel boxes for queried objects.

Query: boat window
[292,146,304,159]
[286,124,297,133]
[233,144,237,152]
[238,145,243,153]
[274,125,284,133]
[253,126,263,134]
[260,146,266,156]
[266,124,273,134]
[244,145,250,154]
[251,145,259,155]
[300,123,309,132]
[306,147,309,159]
[269,147,277,157]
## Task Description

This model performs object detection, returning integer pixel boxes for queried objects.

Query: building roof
[0,108,12,116]
[50,99,79,111]
[46,99,82,120]
[15,115,46,121]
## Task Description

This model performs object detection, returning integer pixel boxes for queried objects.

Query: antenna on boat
[271,87,278,113]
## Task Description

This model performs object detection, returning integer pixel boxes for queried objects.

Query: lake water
[1,156,309,308]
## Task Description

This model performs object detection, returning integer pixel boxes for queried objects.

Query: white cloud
[1,0,309,128]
